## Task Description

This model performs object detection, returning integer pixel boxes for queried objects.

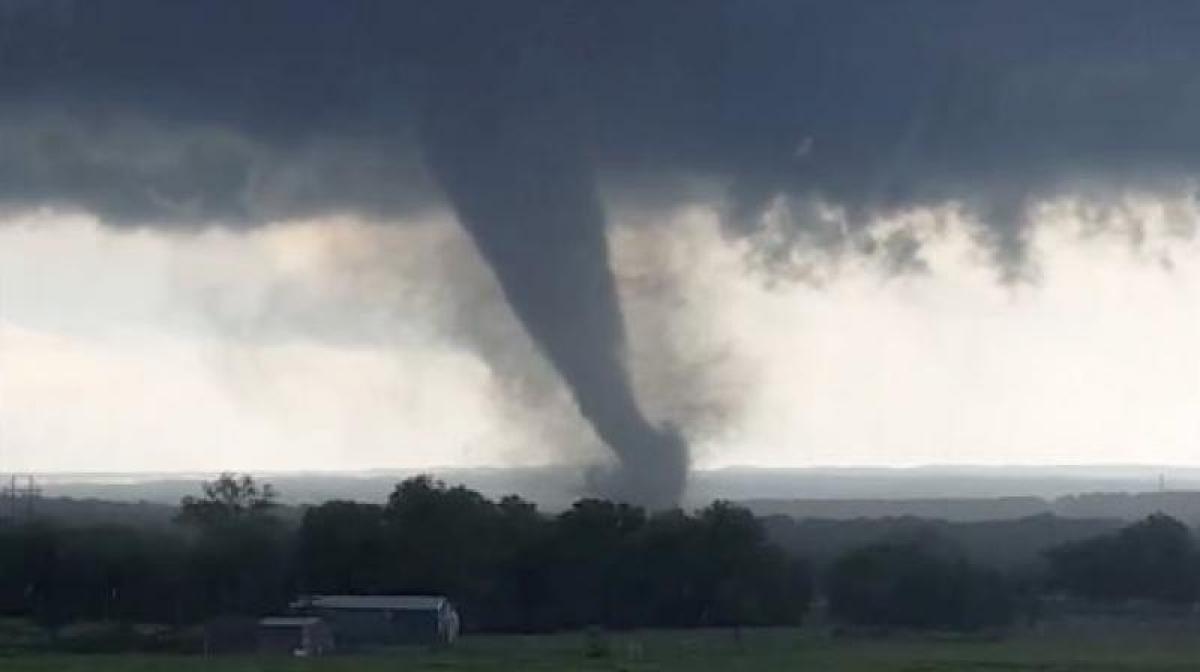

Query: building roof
[292,595,449,612]
[259,617,324,627]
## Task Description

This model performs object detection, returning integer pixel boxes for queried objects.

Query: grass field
[6,628,1200,671]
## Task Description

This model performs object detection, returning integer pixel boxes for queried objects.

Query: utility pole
[0,474,40,520]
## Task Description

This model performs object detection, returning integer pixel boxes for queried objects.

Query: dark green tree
[827,535,1014,630]
[1045,513,1200,604]
[382,476,504,629]
[177,473,277,527]
[177,473,289,618]
[298,501,386,595]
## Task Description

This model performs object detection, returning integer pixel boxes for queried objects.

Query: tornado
[420,67,687,509]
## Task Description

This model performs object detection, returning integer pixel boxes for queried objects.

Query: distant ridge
[25,465,1200,521]
[742,491,1200,524]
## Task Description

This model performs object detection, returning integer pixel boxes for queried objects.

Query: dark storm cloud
[6,1,1199,228]
[4,0,1200,505]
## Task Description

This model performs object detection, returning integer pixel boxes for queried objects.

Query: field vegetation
[7,628,1200,672]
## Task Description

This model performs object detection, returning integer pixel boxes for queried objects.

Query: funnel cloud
[420,64,687,507]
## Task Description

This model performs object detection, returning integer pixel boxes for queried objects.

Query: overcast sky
[3,2,1200,480]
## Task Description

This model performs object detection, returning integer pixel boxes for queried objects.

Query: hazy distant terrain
[745,492,1200,525]
[27,465,1200,522]
[762,513,1124,571]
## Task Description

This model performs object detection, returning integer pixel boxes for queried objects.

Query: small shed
[257,617,335,656]
[291,595,460,648]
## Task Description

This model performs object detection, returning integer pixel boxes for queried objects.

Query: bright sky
[2,196,1199,473]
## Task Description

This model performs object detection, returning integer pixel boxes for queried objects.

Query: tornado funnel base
[587,425,688,510]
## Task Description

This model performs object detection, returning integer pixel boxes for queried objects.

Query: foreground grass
[7,627,1200,671]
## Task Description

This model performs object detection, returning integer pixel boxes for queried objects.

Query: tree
[382,476,505,629]
[176,474,289,618]
[827,535,1014,630]
[298,501,386,595]
[177,473,277,528]
[693,501,810,627]
[548,499,647,628]
[1045,513,1200,604]
[490,495,552,631]
[0,521,191,631]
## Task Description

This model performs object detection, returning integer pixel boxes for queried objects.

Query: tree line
[2,473,1199,645]
[299,475,811,631]
[0,474,810,635]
